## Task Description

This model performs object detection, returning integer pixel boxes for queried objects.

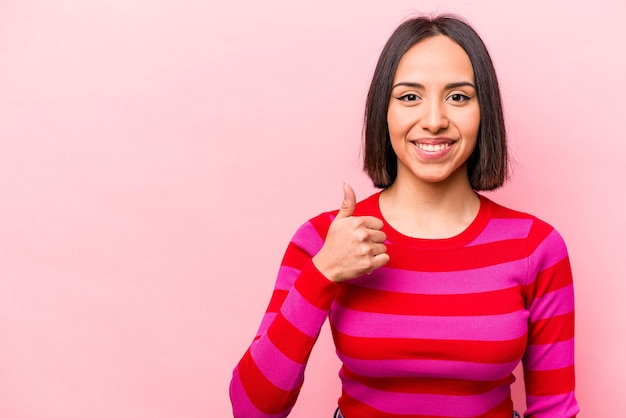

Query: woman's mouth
[411,139,455,159]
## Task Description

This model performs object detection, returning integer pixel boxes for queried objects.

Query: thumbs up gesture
[312,183,389,283]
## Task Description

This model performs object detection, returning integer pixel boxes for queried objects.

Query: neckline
[369,192,492,250]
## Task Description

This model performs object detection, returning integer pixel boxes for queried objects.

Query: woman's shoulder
[480,194,566,245]
[482,194,554,225]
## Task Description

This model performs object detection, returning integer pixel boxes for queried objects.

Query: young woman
[230,15,579,418]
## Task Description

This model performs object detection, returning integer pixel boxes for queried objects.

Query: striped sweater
[230,193,579,417]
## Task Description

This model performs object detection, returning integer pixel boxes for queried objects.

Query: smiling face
[387,35,480,188]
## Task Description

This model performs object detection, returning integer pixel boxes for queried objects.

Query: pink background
[1,0,624,417]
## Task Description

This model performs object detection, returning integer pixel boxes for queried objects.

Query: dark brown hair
[363,15,508,190]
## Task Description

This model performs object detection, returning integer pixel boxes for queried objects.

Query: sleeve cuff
[293,259,341,311]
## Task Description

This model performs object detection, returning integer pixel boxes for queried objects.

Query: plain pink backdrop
[1,0,624,417]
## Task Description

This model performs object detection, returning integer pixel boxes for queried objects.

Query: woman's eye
[398,93,419,102]
[448,93,471,103]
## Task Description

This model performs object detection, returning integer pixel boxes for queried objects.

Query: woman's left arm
[522,221,579,417]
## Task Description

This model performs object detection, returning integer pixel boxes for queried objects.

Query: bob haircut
[363,15,508,190]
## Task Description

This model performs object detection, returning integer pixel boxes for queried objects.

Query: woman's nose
[419,101,449,133]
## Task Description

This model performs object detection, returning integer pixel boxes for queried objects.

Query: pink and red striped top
[230,193,579,417]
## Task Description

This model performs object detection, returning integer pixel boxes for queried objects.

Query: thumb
[336,182,356,219]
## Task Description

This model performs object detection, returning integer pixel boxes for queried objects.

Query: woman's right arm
[229,213,340,418]
[230,185,388,417]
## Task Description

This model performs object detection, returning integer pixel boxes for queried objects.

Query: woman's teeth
[417,143,450,152]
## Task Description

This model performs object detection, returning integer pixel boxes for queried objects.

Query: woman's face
[387,35,480,187]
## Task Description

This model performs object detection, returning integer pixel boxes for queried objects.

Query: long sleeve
[521,221,579,417]
[230,214,340,418]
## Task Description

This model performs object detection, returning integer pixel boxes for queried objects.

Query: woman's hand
[312,183,389,283]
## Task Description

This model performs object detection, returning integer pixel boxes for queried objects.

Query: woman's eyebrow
[392,82,425,89]
[445,81,476,89]
[391,81,476,89]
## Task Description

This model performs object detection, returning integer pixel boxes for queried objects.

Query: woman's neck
[379,175,480,239]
